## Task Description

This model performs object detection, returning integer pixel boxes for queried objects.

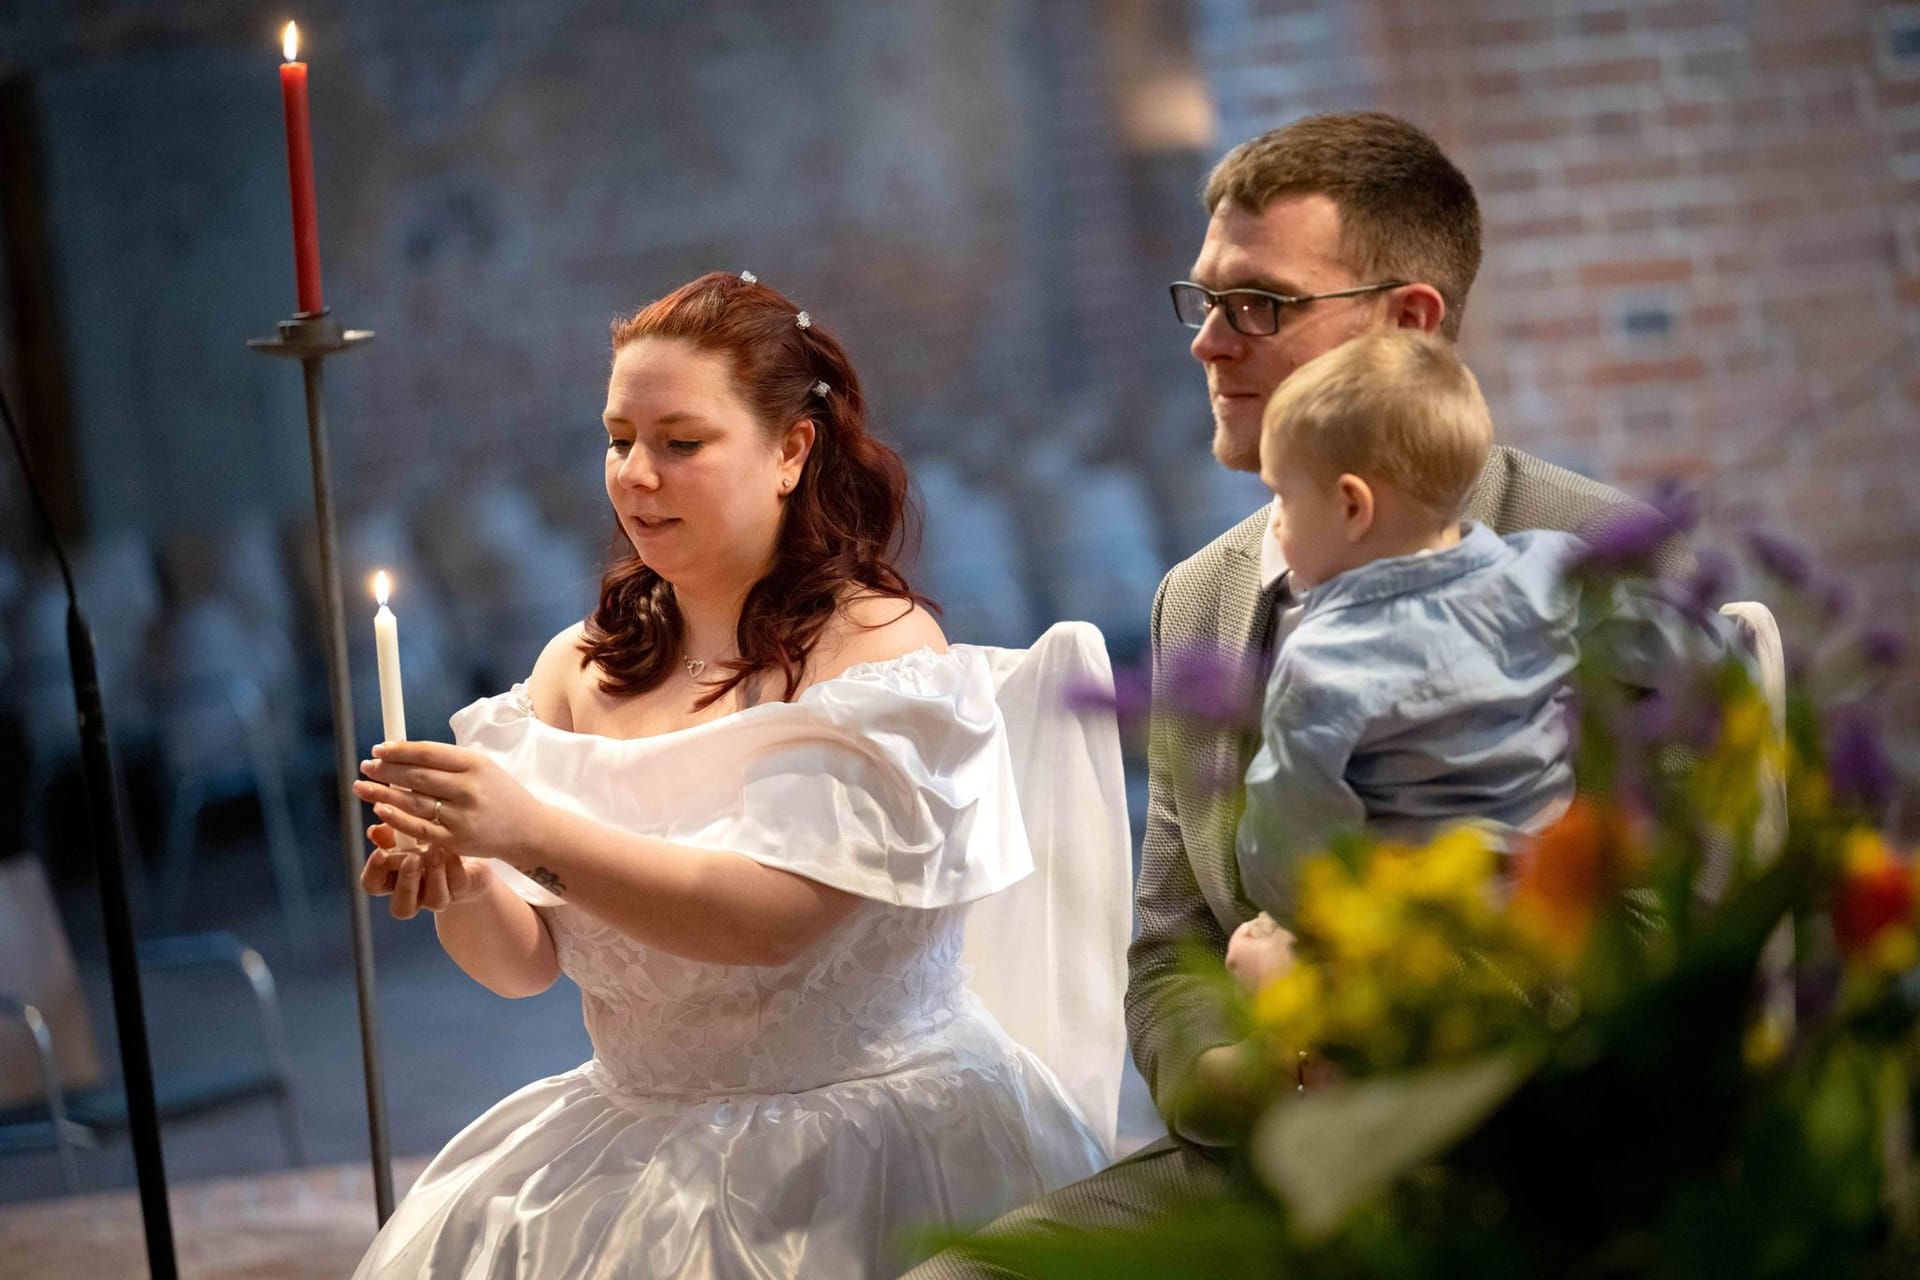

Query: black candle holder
[248,307,394,1224]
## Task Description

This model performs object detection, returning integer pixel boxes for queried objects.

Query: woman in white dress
[348,272,1113,1278]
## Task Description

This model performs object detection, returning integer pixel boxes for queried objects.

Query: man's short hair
[1260,329,1493,521]
[1206,112,1482,341]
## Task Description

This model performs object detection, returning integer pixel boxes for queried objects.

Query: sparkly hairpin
[739,270,758,283]
[812,380,831,397]
[795,311,812,329]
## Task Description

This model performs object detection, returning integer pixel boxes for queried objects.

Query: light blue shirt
[1236,521,1720,921]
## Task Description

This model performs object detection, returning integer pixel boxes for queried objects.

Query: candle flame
[283,21,300,62]
[373,570,391,606]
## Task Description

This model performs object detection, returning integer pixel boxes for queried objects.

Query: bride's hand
[354,740,548,866]
[361,823,496,919]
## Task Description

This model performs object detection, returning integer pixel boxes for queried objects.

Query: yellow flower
[1299,860,1396,963]
[1720,686,1774,760]
[1403,827,1501,927]
[1742,1015,1787,1069]
[1392,926,1459,988]
[1864,926,1919,976]
[1788,743,1830,819]
[1694,685,1783,831]
[1840,826,1894,876]
[1252,965,1324,1048]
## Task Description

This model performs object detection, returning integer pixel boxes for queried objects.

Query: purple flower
[1623,685,1716,752]
[1826,708,1895,812]
[1817,580,1853,621]
[1164,647,1261,728]
[1576,507,1678,573]
[1576,481,1701,576]
[1656,548,1733,622]
[1632,689,1675,742]
[1861,627,1905,672]
[1064,664,1149,725]
[1744,530,1813,592]
[1688,549,1731,609]
[1647,478,1702,534]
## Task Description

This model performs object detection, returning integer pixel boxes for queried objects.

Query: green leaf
[1254,1049,1539,1240]
[930,1199,1291,1280]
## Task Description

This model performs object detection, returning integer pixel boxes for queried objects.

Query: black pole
[249,309,392,1222]
[2,386,177,1279]
[300,347,395,1222]
[67,606,178,1279]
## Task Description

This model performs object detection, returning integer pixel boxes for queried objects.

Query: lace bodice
[542,897,977,1097]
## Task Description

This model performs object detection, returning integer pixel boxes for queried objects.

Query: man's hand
[1174,1039,1273,1146]
[1226,911,1297,993]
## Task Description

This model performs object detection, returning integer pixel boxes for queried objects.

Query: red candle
[279,22,323,314]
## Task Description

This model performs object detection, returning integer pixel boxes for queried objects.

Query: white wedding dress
[353,624,1131,1280]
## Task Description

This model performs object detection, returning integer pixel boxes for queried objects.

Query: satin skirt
[351,1044,1106,1280]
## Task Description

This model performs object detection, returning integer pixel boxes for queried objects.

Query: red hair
[579,272,928,706]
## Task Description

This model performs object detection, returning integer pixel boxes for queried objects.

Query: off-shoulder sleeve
[450,650,1033,909]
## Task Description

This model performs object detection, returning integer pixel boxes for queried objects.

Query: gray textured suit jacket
[900,447,1686,1279]
[1127,444,1683,1119]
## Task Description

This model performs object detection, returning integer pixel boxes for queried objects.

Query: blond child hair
[1259,329,1493,523]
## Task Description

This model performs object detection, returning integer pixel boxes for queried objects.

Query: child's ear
[1337,474,1374,541]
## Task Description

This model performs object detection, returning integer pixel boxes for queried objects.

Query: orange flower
[1831,830,1915,962]
[1511,797,1637,964]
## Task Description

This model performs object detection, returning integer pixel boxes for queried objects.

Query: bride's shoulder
[526,622,589,730]
[806,593,948,684]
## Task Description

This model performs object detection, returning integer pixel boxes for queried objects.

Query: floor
[0,1157,429,1279]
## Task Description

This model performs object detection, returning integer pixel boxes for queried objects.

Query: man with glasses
[907,111,1673,1275]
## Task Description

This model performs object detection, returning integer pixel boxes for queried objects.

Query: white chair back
[1719,599,1792,1041]
[958,622,1132,1156]
[1718,600,1787,860]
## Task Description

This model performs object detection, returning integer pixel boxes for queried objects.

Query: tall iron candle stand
[248,309,394,1223]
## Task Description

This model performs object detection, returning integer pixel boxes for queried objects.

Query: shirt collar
[1299,521,1508,618]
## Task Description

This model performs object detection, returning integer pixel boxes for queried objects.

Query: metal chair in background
[151,596,311,940]
[0,854,306,1195]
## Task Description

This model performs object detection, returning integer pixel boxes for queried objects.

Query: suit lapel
[1196,519,1279,922]
[1216,508,1270,655]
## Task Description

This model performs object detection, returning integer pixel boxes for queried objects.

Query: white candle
[372,571,418,851]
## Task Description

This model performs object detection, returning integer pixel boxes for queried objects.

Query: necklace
[680,654,708,680]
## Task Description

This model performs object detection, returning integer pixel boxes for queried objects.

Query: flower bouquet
[971,512,1916,1278]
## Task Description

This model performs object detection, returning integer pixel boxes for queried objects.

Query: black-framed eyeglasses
[1169,279,1408,337]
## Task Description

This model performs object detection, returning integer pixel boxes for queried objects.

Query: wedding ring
[431,798,443,824]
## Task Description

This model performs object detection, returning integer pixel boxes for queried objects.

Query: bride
[348,272,1121,1278]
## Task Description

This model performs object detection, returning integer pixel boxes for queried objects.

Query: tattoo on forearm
[521,865,566,897]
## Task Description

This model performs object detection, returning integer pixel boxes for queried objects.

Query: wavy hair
[579,272,927,707]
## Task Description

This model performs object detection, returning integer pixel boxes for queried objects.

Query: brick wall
[1196,0,1920,821]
